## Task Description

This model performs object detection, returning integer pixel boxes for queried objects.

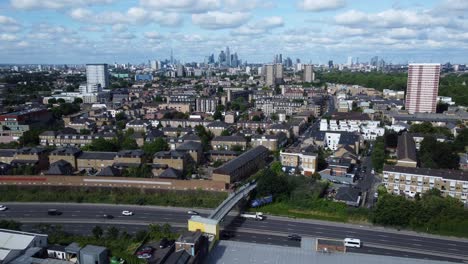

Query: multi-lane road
[1,203,468,263]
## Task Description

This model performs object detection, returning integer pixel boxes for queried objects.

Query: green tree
[0,220,22,230]
[121,137,138,150]
[270,161,282,174]
[220,130,231,136]
[48,98,57,104]
[115,112,126,121]
[92,225,103,239]
[73,97,83,104]
[142,138,168,156]
[106,226,120,240]
[213,111,223,121]
[371,136,386,172]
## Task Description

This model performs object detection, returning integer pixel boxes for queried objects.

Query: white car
[121,210,133,216]
[0,205,7,211]
[187,210,199,215]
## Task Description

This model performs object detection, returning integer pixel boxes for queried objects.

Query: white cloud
[438,0,468,12]
[112,24,127,33]
[335,9,449,28]
[192,11,250,29]
[386,28,421,39]
[223,0,275,11]
[232,16,283,35]
[139,0,220,13]
[0,33,17,41]
[0,15,17,24]
[69,7,183,27]
[298,0,346,12]
[144,31,161,39]
[80,25,105,32]
[10,0,114,9]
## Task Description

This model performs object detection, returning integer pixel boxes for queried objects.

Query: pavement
[1,202,468,262]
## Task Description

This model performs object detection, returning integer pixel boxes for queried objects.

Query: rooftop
[383,165,468,181]
[397,133,417,162]
[207,240,452,264]
[213,146,268,175]
[78,151,116,160]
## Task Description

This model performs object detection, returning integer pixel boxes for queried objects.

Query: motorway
[1,203,468,263]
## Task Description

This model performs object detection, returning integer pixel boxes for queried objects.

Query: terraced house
[383,165,468,203]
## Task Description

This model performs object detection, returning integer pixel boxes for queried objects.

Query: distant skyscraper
[177,65,185,77]
[370,56,378,67]
[328,60,334,69]
[264,64,275,86]
[347,56,353,67]
[218,51,226,65]
[170,49,174,65]
[226,46,231,67]
[86,64,109,90]
[405,63,441,114]
[303,64,315,83]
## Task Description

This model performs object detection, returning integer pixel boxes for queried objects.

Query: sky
[0,0,468,64]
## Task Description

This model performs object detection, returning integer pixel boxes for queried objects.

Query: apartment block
[405,63,440,114]
[280,146,317,176]
[383,165,468,203]
[212,146,269,184]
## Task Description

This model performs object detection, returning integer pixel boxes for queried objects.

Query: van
[344,238,361,248]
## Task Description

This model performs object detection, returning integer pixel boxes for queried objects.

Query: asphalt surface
[1,203,468,263]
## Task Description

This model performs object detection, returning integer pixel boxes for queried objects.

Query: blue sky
[0,0,467,64]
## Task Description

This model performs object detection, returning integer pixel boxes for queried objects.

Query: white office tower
[245,66,251,75]
[86,64,109,90]
[79,83,99,94]
[264,64,275,86]
[150,60,160,70]
[405,63,441,114]
[303,64,315,82]
[226,46,231,67]
[347,56,353,67]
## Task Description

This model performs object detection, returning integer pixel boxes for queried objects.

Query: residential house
[280,145,317,176]
[396,133,417,168]
[212,146,269,184]
[153,150,189,172]
[251,132,287,151]
[49,147,82,170]
[211,136,247,151]
[206,121,229,136]
[383,165,468,203]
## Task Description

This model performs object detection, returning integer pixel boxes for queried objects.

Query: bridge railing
[209,183,257,221]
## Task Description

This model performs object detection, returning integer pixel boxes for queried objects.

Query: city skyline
[0,0,468,64]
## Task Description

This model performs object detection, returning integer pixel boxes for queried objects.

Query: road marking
[413,244,422,247]
[378,234,388,237]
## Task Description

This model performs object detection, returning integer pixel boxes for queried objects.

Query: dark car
[287,234,302,241]
[136,246,153,259]
[47,209,62,216]
[159,238,169,249]
[103,214,114,219]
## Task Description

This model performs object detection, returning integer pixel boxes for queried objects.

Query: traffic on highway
[1,202,467,263]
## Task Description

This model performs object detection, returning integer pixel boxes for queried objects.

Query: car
[0,205,7,211]
[103,214,114,219]
[121,210,133,216]
[187,210,199,215]
[374,192,379,198]
[159,238,169,249]
[137,253,152,259]
[287,234,302,241]
[47,209,62,216]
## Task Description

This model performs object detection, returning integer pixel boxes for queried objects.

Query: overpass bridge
[188,182,257,238]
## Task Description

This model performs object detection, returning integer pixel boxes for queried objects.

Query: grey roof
[181,133,201,141]
[45,160,73,175]
[207,121,228,128]
[335,186,360,202]
[207,240,451,264]
[213,146,269,175]
[268,123,290,130]
[208,150,239,155]
[176,141,202,151]
[80,245,107,255]
[154,150,186,159]
[397,133,417,162]
[15,147,46,155]
[116,149,144,157]
[96,166,121,177]
[164,249,192,264]
[332,112,371,121]
[159,168,181,179]
[78,151,116,160]
[383,165,468,181]
[212,136,246,142]
[0,149,16,157]
[50,147,81,156]
[40,131,57,137]
[65,242,81,253]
